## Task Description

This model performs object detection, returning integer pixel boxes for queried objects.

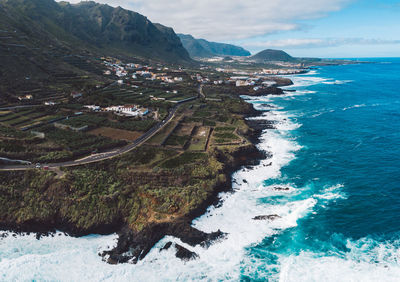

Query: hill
[178,34,251,58]
[0,0,190,62]
[250,49,295,62]
[0,0,191,102]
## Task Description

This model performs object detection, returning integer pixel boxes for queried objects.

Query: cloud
[243,38,400,49]
[61,0,351,40]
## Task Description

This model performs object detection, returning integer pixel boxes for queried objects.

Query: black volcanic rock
[159,241,199,261]
[160,241,173,252]
[103,222,226,264]
[253,215,281,221]
[254,86,285,96]
[273,186,290,191]
[175,244,199,261]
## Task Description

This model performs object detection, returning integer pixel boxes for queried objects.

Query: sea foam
[277,237,400,282]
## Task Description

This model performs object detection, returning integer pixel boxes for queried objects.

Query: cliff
[178,34,251,58]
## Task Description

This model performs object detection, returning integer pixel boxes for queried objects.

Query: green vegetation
[0,19,264,257]
[107,119,157,132]
[214,126,236,132]
[160,152,208,169]
[41,126,126,157]
[147,121,177,145]
[60,115,107,129]
[165,135,190,147]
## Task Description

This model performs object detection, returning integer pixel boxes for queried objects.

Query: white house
[84,105,101,111]
[104,105,149,117]
[236,80,248,87]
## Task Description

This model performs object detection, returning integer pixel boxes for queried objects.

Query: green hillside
[178,34,251,58]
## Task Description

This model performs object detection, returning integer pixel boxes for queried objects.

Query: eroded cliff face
[0,80,284,263]
[0,140,266,263]
[103,142,266,264]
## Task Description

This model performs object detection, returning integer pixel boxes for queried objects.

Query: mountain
[0,0,192,100]
[178,34,251,58]
[0,0,191,63]
[177,34,214,58]
[250,49,295,62]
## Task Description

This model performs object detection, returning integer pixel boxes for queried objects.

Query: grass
[61,115,107,128]
[212,130,240,144]
[160,152,208,169]
[203,120,216,126]
[214,126,235,132]
[107,119,157,132]
[146,121,176,145]
[0,125,30,138]
[39,125,126,158]
[89,127,143,141]
[173,123,194,136]
[164,134,190,147]
[188,127,209,151]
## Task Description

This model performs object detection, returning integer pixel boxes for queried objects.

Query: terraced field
[0,109,64,131]
[188,126,210,151]
[89,127,143,141]
[212,126,241,145]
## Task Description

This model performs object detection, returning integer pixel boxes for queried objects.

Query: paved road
[0,85,202,171]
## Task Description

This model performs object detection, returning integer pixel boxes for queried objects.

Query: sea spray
[2,60,400,281]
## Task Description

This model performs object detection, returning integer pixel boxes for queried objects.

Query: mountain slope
[0,0,192,100]
[0,0,191,63]
[177,34,214,58]
[250,49,295,62]
[178,34,251,58]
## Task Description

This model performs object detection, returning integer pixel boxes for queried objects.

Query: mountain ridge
[178,33,251,58]
[0,0,191,63]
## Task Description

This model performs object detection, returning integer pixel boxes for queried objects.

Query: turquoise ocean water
[239,58,400,281]
[1,58,400,281]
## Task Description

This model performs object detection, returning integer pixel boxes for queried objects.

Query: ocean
[1,58,400,281]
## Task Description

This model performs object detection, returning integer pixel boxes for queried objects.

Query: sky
[63,0,400,58]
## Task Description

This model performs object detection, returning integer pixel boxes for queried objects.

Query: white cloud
[243,38,400,49]
[61,0,351,40]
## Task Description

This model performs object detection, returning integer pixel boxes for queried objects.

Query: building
[18,94,33,101]
[116,69,127,77]
[71,92,82,99]
[104,105,149,117]
[236,80,248,87]
[138,71,152,78]
[84,105,101,111]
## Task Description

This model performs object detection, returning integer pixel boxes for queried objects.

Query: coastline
[0,83,289,264]
[102,90,274,263]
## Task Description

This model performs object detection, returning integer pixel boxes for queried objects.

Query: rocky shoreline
[0,82,289,264]
[102,84,283,263]
[102,136,267,263]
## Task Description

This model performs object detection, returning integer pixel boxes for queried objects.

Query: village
[0,53,299,166]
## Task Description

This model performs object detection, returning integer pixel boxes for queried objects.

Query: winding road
[0,85,203,171]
